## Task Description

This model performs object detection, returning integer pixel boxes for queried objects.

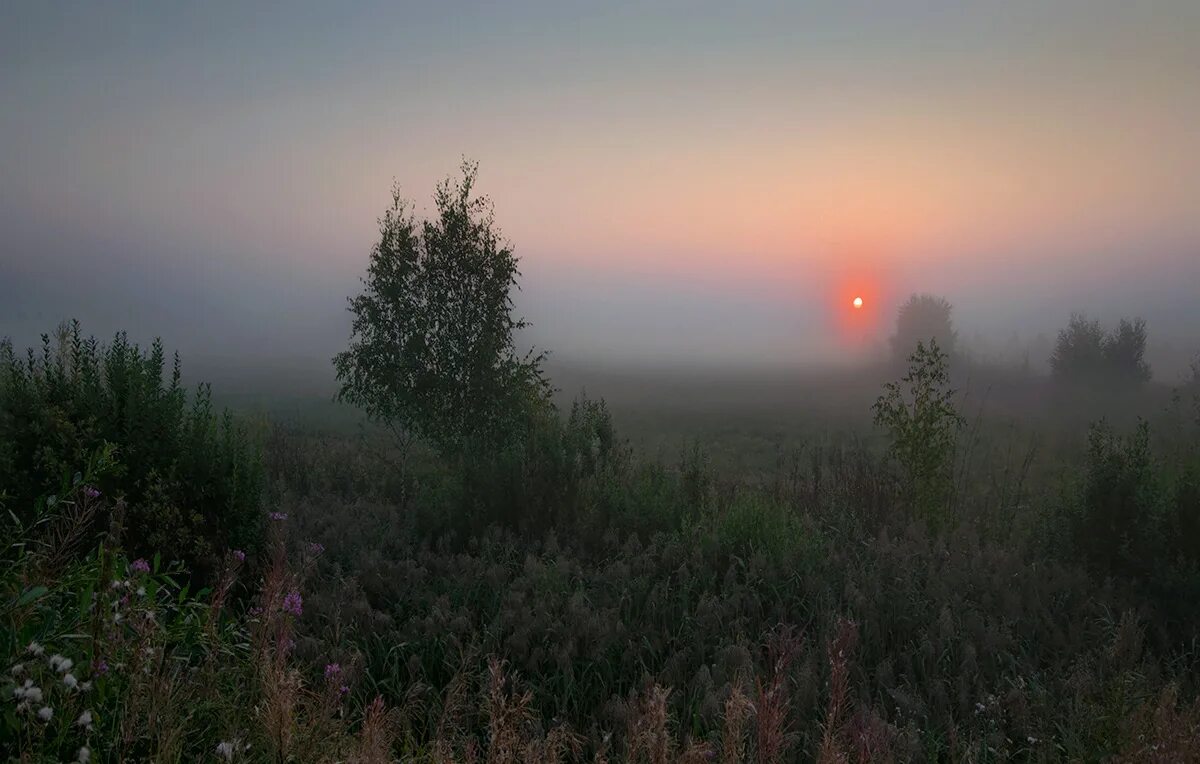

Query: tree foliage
[889,294,957,361]
[333,162,550,455]
[1050,313,1151,385]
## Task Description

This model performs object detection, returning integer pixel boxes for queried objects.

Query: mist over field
[3,3,1200,762]
[4,2,1200,381]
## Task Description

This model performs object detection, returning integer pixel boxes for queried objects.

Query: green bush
[0,323,263,578]
[1069,419,1200,612]
[412,393,631,537]
[873,339,964,530]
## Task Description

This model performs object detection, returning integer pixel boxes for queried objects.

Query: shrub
[1067,418,1200,613]
[0,322,262,577]
[1051,313,1152,386]
[873,339,964,529]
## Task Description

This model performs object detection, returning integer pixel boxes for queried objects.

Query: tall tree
[333,162,549,455]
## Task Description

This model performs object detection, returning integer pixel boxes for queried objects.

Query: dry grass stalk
[817,617,859,764]
[721,682,753,764]
[756,625,802,764]
[485,657,534,764]
[627,685,673,764]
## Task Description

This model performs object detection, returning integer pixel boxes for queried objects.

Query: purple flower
[94,659,109,676]
[324,663,341,681]
[82,486,101,499]
[268,511,288,521]
[282,590,303,617]
[308,542,325,555]
[338,684,350,698]
[231,549,246,563]
[129,559,151,575]
[248,606,263,617]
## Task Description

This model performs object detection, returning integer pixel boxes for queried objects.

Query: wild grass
[4,327,1200,760]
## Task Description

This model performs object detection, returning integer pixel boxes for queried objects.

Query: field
[4,329,1199,762]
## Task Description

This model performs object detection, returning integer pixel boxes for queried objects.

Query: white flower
[22,684,43,704]
[37,706,53,721]
[27,641,45,656]
[10,662,24,676]
[63,672,78,689]
[49,654,73,673]
[77,709,93,729]
[136,586,146,596]
[215,741,235,760]
[79,680,93,692]
[113,612,123,624]
[77,746,91,763]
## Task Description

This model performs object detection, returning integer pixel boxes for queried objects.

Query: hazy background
[3,1,1199,386]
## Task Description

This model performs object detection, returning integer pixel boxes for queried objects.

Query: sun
[852,296,863,309]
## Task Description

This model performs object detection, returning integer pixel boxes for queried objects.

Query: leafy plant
[873,338,964,529]
[0,322,262,579]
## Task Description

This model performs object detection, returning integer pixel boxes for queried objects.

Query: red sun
[852,296,863,309]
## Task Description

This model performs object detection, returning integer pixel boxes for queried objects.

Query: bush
[0,323,263,578]
[1068,419,1200,613]
[1072,420,1163,580]
[1051,313,1152,386]
[873,339,964,530]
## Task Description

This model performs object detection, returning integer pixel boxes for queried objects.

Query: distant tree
[1103,317,1152,385]
[1050,313,1151,386]
[890,294,957,362]
[333,161,550,455]
[1050,313,1107,382]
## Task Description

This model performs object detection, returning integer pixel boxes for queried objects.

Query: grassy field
[4,333,1200,761]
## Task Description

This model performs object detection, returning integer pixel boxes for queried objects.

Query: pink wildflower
[282,590,303,616]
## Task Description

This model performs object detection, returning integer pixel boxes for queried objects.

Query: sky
[2,1,1199,374]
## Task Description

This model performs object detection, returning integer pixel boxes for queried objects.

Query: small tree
[873,339,965,529]
[334,162,549,455]
[889,294,957,362]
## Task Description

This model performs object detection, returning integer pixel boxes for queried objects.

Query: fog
[3,1,1200,388]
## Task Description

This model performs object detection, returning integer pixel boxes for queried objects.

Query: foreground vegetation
[4,327,1200,762]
